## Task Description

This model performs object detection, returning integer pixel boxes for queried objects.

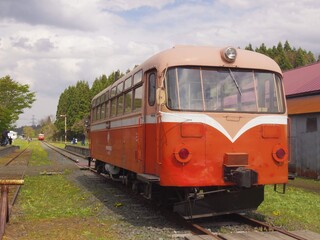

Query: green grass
[19,174,101,220]
[257,184,320,233]
[11,138,29,150]
[28,141,51,166]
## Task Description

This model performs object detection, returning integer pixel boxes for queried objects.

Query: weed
[257,184,320,233]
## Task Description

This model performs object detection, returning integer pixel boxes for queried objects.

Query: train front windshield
[165,67,285,113]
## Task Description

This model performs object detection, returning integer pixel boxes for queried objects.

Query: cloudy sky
[1,0,319,127]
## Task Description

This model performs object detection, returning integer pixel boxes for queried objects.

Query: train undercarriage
[93,159,264,219]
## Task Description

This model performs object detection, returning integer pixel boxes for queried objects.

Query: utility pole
[60,114,67,144]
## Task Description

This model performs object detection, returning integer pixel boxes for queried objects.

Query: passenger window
[124,77,132,90]
[101,103,105,119]
[111,99,117,117]
[111,87,117,97]
[133,86,143,111]
[93,108,97,121]
[124,91,132,114]
[117,82,124,94]
[97,105,101,120]
[117,94,124,115]
[105,91,109,101]
[148,73,156,106]
[133,70,142,85]
[105,101,110,119]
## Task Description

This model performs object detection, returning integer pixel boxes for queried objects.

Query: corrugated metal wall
[289,113,320,179]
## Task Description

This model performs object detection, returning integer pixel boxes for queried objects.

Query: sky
[0,0,320,127]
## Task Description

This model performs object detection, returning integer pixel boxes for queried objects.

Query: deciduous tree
[0,75,36,131]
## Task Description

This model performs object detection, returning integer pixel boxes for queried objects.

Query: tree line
[53,71,123,142]
[245,40,319,70]
[1,41,319,140]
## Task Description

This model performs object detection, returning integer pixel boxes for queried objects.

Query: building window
[306,117,317,132]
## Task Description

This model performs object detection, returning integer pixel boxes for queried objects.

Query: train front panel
[157,65,288,188]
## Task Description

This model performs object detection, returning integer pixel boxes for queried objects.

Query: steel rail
[234,213,308,240]
[41,141,80,163]
[0,147,28,240]
[4,147,29,166]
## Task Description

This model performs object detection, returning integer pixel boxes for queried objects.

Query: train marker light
[272,144,288,163]
[221,46,237,63]
[179,148,189,160]
[174,145,192,164]
[276,148,286,159]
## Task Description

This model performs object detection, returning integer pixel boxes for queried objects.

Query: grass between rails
[28,141,51,166]
[257,182,320,233]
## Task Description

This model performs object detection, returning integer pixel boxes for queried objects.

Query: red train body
[38,133,45,141]
[89,46,288,218]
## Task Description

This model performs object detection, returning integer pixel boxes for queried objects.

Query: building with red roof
[283,62,320,179]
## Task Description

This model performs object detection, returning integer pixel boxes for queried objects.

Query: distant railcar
[89,46,288,219]
[38,133,45,141]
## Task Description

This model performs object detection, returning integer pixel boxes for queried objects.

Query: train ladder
[0,180,24,239]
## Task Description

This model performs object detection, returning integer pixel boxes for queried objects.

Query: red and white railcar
[89,46,288,218]
[38,133,45,141]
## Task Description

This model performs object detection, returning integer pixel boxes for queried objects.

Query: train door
[144,70,158,174]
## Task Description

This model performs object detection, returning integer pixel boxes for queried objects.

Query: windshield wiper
[229,68,242,96]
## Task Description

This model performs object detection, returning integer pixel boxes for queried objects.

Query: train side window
[105,101,110,119]
[117,94,124,115]
[105,91,109,101]
[92,108,96,121]
[124,91,133,114]
[101,103,105,119]
[111,98,117,117]
[117,82,124,94]
[111,86,117,97]
[133,70,142,85]
[148,73,156,106]
[97,105,101,120]
[133,85,143,111]
[124,77,132,90]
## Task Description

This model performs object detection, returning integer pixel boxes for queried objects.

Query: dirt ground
[288,178,320,193]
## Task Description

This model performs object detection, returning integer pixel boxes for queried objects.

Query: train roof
[93,45,282,101]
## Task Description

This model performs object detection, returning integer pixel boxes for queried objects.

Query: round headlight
[221,47,237,63]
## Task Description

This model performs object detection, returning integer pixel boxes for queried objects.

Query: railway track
[0,147,29,239]
[35,143,320,240]
[184,213,320,239]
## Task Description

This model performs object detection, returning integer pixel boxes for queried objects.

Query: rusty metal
[190,223,222,239]
[0,180,24,185]
[0,186,9,239]
[235,213,308,240]
[4,147,28,166]
[0,181,24,239]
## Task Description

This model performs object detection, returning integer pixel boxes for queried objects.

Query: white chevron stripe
[160,112,287,143]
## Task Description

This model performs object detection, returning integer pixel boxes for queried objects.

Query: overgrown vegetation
[19,175,97,220]
[28,141,51,166]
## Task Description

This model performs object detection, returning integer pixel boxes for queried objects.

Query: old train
[38,133,45,141]
[88,46,288,218]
